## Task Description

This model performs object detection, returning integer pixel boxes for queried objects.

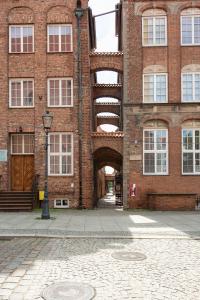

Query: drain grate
[111,251,147,261]
[42,282,95,300]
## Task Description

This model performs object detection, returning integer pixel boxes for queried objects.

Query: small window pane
[48,26,59,52]
[182,74,193,102]
[24,135,34,154]
[183,153,193,173]
[195,153,200,172]
[22,27,33,52]
[144,153,155,173]
[156,130,167,150]
[143,18,153,45]
[155,18,166,45]
[183,130,193,150]
[50,155,60,174]
[194,16,200,44]
[157,153,167,173]
[23,81,33,106]
[156,75,166,102]
[61,26,72,52]
[182,17,192,44]
[144,75,154,102]
[11,27,21,52]
[12,135,23,154]
[144,131,154,150]
[195,74,200,101]
[195,130,200,150]
[11,81,21,106]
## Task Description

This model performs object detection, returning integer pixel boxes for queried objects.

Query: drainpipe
[75,0,84,208]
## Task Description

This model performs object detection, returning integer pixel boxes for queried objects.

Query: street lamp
[41,111,53,220]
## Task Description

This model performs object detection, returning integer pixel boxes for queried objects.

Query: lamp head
[42,111,53,130]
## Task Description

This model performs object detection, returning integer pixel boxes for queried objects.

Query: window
[9,25,34,53]
[143,74,168,103]
[142,14,167,46]
[143,129,168,175]
[49,133,73,176]
[182,129,200,174]
[181,10,200,45]
[47,25,72,52]
[11,134,34,154]
[9,79,34,107]
[182,73,200,102]
[48,78,73,107]
[54,199,69,208]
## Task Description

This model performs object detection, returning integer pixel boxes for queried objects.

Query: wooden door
[11,155,34,191]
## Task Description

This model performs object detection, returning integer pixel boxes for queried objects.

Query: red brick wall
[123,0,200,210]
[0,0,93,208]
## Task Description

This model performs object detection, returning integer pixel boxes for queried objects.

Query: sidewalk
[0,208,200,239]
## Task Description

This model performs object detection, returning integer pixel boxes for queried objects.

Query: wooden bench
[147,193,198,211]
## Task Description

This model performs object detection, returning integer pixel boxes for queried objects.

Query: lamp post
[41,111,53,220]
[75,0,84,208]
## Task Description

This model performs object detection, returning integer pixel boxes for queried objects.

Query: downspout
[75,0,84,208]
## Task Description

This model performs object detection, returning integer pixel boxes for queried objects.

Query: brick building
[119,0,200,210]
[0,0,94,210]
[0,0,199,211]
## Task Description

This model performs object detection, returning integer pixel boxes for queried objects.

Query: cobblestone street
[0,237,200,300]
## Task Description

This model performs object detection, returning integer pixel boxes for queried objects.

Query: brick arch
[142,117,171,127]
[143,65,167,74]
[179,5,200,15]
[181,116,200,125]
[136,4,169,16]
[93,147,123,171]
[182,64,200,73]
[47,5,73,23]
[90,53,123,74]
[8,6,34,24]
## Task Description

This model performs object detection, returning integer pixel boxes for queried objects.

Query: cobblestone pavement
[0,237,200,300]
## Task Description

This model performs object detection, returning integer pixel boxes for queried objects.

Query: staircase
[0,192,34,211]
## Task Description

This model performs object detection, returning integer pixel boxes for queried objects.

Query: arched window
[142,9,167,46]
[182,120,200,174]
[143,120,168,175]
[143,65,168,103]
[182,64,200,102]
[181,8,200,45]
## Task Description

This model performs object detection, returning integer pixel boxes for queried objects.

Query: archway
[93,147,123,208]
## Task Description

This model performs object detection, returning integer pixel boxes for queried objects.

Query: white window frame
[11,134,34,155]
[143,73,168,103]
[143,129,169,175]
[181,15,200,46]
[54,199,69,208]
[48,132,73,176]
[142,16,167,47]
[47,78,73,107]
[182,128,200,175]
[9,25,34,53]
[9,78,34,108]
[181,72,200,102]
[47,24,73,53]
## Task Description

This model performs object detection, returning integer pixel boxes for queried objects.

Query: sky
[89,0,119,52]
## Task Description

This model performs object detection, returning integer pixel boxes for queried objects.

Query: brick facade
[122,0,200,210]
[1,0,200,211]
[0,0,93,209]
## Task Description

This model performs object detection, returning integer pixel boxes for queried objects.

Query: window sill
[9,52,34,54]
[9,106,34,109]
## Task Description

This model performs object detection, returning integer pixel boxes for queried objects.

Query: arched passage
[93,147,123,208]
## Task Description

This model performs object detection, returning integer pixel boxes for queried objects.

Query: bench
[147,193,198,211]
